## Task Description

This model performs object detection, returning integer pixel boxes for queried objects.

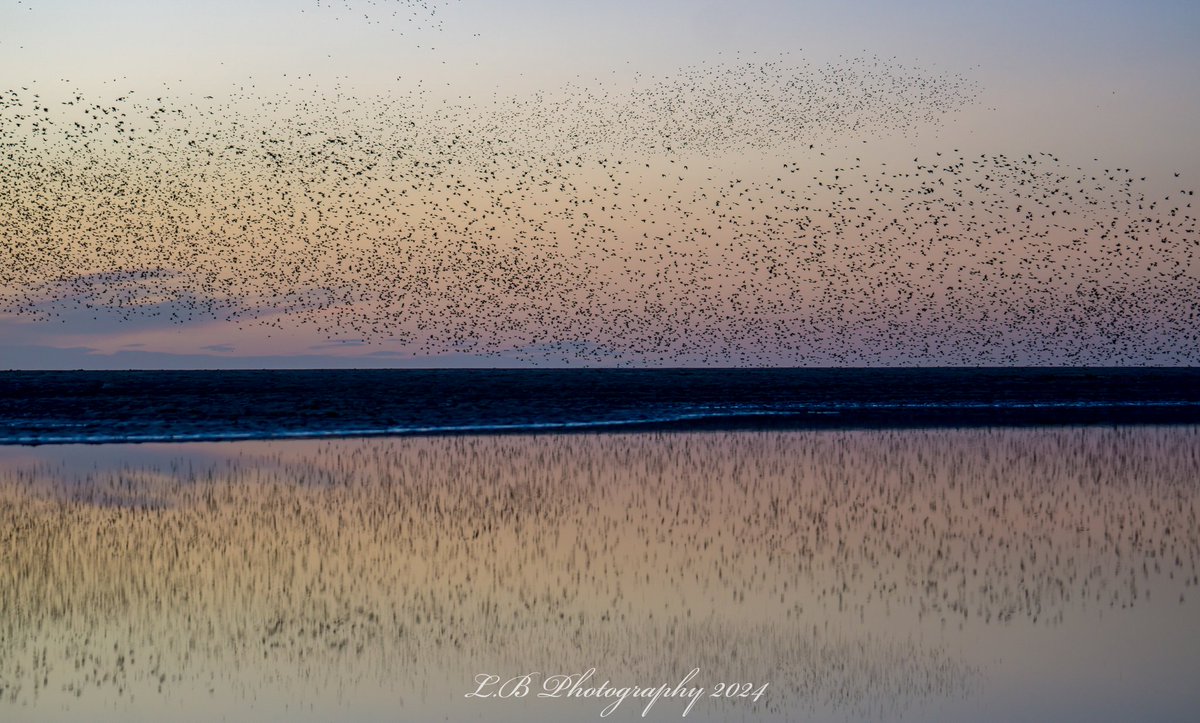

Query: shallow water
[1,427,1197,721]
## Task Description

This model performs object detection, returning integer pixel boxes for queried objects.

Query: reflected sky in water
[1,427,1198,721]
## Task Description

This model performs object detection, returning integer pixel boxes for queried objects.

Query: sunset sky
[2,0,1198,368]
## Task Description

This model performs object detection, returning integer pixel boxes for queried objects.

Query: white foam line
[3,402,1200,446]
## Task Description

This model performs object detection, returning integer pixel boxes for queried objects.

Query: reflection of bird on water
[0,428,1195,713]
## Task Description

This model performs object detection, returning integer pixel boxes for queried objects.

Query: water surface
[3,368,1200,444]
[0,427,1197,721]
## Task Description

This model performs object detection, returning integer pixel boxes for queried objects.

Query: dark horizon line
[4,365,1200,373]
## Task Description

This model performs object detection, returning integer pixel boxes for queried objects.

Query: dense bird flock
[1,55,1195,364]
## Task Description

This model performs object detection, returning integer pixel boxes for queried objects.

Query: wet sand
[1,427,1197,721]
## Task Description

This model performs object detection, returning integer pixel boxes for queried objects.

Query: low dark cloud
[0,344,539,370]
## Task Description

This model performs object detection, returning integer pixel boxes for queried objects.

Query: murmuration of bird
[1,59,1195,365]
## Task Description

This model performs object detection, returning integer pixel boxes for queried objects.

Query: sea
[1,368,1198,722]
[2,367,1199,444]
